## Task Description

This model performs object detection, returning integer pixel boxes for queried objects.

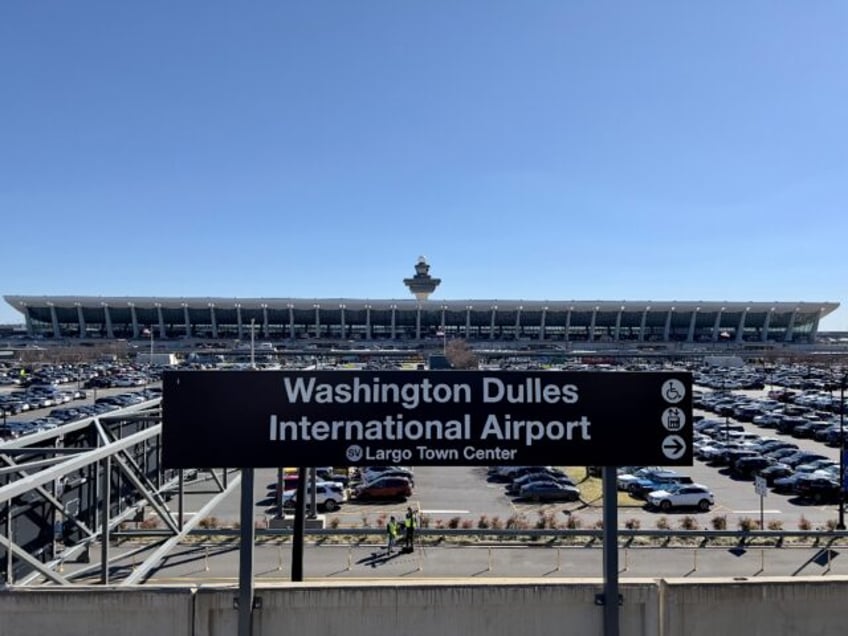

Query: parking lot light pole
[839,373,846,530]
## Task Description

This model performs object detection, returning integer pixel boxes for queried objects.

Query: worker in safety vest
[386,516,399,554]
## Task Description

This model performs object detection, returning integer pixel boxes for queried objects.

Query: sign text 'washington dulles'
[162,371,692,468]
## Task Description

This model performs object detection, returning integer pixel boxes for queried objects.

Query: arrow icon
[662,435,686,460]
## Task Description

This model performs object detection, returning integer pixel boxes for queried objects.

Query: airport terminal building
[3,295,839,347]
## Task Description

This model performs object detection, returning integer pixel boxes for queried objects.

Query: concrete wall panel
[196,580,658,636]
[0,587,194,636]
[662,577,848,636]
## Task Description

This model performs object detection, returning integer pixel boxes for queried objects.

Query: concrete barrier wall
[2,578,848,636]
[195,580,659,636]
[0,587,194,636]
[661,577,848,636]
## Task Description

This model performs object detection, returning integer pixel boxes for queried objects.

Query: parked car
[628,470,694,499]
[353,476,413,501]
[516,481,580,503]
[282,482,347,512]
[646,484,715,512]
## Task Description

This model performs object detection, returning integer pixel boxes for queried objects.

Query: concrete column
[736,309,748,343]
[687,310,698,343]
[365,306,372,340]
[490,307,497,340]
[465,307,472,338]
[24,308,33,337]
[340,307,346,339]
[639,308,648,342]
[314,306,321,338]
[288,306,295,341]
[809,311,822,343]
[784,310,798,343]
[415,305,422,340]
[588,307,598,342]
[663,309,673,341]
[236,306,243,341]
[49,304,61,338]
[130,304,139,339]
[183,305,191,338]
[103,305,114,339]
[565,308,572,342]
[613,308,622,342]
[761,310,772,342]
[157,305,166,339]
[515,306,522,339]
[210,306,218,339]
[262,306,269,339]
[712,310,723,343]
[75,304,86,338]
[539,308,547,341]
[390,306,397,340]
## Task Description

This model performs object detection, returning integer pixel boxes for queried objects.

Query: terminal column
[515,306,522,339]
[390,305,397,340]
[565,307,572,343]
[415,305,421,340]
[210,304,218,339]
[183,304,191,338]
[313,304,321,339]
[613,307,623,342]
[262,304,269,339]
[784,309,798,343]
[365,305,372,340]
[76,303,86,339]
[465,306,472,339]
[288,304,295,341]
[236,305,243,341]
[639,307,648,342]
[711,309,723,342]
[736,308,748,343]
[588,306,598,342]
[157,304,166,339]
[489,306,497,340]
[663,307,673,342]
[103,304,114,339]
[761,308,773,342]
[687,309,698,343]
[130,303,139,339]
[49,302,61,338]
[24,308,33,337]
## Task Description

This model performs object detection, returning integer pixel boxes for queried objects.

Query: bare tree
[444,339,479,369]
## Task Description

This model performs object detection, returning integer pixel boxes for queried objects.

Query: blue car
[628,470,694,499]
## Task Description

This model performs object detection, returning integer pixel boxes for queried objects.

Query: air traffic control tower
[403,256,441,301]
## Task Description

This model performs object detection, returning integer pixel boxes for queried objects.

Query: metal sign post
[755,476,767,531]
[238,468,255,636]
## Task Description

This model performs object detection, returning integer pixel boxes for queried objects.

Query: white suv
[282,482,347,512]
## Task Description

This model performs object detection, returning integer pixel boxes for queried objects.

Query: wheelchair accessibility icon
[661,379,685,404]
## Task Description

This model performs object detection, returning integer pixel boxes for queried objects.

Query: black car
[794,475,841,503]
[732,455,776,478]
[756,464,794,486]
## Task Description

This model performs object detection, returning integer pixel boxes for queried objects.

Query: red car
[354,476,413,501]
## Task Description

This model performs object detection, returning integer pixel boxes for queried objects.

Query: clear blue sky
[1,2,846,329]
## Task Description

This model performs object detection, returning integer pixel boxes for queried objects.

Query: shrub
[798,515,812,531]
[824,519,839,532]
[435,519,445,530]
[460,519,473,530]
[328,517,340,529]
[361,515,371,528]
[624,518,641,530]
[418,514,430,529]
[448,516,462,529]
[711,515,728,530]
[564,515,582,530]
[767,520,784,531]
[655,517,670,530]
[679,516,698,530]
[478,515,491,530]
[738,517,759,532]
[140,517,161,530]
[593,520,604,530]
[489,516,504,530]
[506,514,530,530]
[197,516,218,529]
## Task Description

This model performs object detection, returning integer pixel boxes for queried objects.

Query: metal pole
[601,466,620,636]
[839,375,846,530]
[101,456,110,584]
[238,468,255,636]
[309,467,317,519]
[291,467,307,581]
[5,502,12,584]
[178,469,184,529]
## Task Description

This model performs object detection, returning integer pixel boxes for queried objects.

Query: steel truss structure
[0,397,237,586]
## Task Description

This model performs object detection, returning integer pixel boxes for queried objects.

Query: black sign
[162,370,692,468]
